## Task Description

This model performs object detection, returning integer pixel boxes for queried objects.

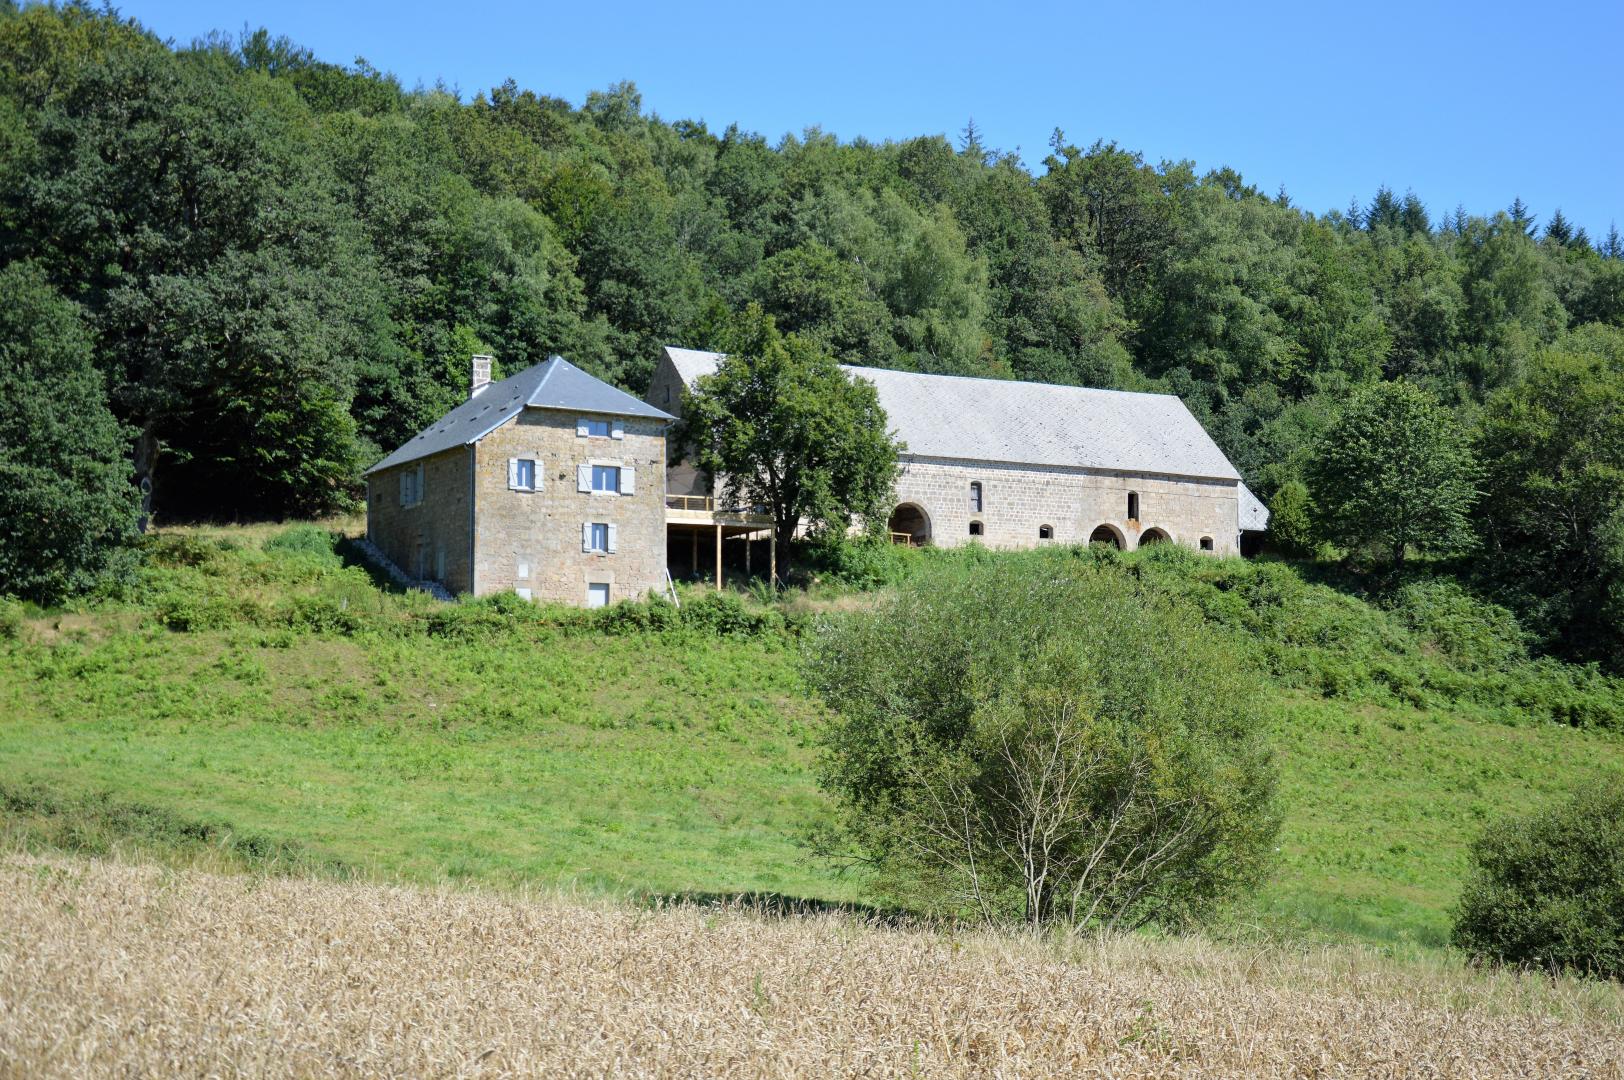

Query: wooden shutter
[399,471,409,506]
[532,457,543,490]
[576,418,589,438]
[507,458,520,489]
[606,524,618,553]
[621,465,636,495]
[581,523,592,552]
[577,464,591,492]
[611,419,625,440]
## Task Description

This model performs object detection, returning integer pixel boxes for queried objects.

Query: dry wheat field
[1,854,1621,1079]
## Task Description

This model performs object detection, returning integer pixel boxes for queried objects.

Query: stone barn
[651,347,1268,556]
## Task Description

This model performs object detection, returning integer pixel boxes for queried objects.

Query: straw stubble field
[2,854,1620,1078]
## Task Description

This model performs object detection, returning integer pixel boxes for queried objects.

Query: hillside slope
[2,524,1622,946]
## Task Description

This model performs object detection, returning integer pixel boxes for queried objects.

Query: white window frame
[591,464,621,494]
[577,417,624,440]
[507,456,541,493]
[582,521,617,554]
[586,582,611,608]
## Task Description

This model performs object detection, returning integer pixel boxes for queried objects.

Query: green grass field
[3,522,1621,948]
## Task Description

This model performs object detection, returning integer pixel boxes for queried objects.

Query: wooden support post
[714,523,723,589]
[769,531,777,590]
[745,531,751,578]
[689,528,697,574]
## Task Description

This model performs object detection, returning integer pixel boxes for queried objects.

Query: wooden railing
[665,494,716,512]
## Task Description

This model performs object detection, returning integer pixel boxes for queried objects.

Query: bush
[263,525,343,568]
[805,552,1279,928]
[1452,779,1624,980]
[1387,579,1527,672]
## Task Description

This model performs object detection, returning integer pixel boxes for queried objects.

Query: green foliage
[1307,381,1479,566]
[1266,480,1317,557]
[1452,779,1624,980]
[1477,326,1624,666]
[805,553,1279,927]
[684,306,902,562]
[0,262,141,603]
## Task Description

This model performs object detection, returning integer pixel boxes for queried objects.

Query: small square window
[592,465,621,493]
[969,520,984,537]
[1039,524,1054,540]
[587,582,610,608]
[584,418,611,438]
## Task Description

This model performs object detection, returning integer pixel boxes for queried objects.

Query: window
[1127,491,1139,520]
[586,582,611,608]
[516,561,530,580]
[577,462,636,495]
[592,465,621,493]
[969,481,984,513]
[582,522,617,554]
[399,462,425,507]
[664,385,671,404]
[515,587,533,602]
[577,417,625,439]
[1200,536,1214,552]
[508,457,539,492]
[1039,524,1054,540]
[969,520,984,537]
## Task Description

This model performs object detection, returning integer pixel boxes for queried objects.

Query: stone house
[365,355,675,607]
[651,347,1269,557]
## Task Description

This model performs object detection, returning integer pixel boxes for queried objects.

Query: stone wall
[645,352,706,496]
[472,408,669,605]
[892,455,1241,555]
[365,447,474,594]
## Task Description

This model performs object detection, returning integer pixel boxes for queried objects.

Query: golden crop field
[3,853,1620,1079]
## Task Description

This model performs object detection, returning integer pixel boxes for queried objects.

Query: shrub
[678,591,783,637]
[806,553,1278,928]
[1267,480,1317,557]
[1387,579,1527,672]
[1452,779,1624,980]
[263,525,343,569]
[0,598,25,641]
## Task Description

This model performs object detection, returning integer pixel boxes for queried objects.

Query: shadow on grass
[334,535,415,596]
[637,888,926,928]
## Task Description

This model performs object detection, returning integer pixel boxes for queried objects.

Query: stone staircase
[349,537,455,602]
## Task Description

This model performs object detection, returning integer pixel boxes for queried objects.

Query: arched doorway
[1138,527,1171,547]
[887,503,931,546]
[1088,524,1123,550]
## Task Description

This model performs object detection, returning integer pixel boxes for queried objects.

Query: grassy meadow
[3,521,1623,951]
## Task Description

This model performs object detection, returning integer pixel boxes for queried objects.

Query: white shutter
[606,524,619,553]
[532,457,544,490]
[399,472,409,506]
[576,417,589,438]
[621,465,636,495]
[611,419,625,440]
[415,463,425,502]
[581,523,592,552]
[577,464,591,492]
[507,458,520,490]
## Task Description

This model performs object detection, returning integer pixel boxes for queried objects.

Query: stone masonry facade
[366,446,475,594]
[471,409,668,605]
[893,456,1242,555]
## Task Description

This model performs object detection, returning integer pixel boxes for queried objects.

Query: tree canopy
[682,306,900,567]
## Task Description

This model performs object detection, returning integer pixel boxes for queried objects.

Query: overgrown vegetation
[5,523,1622,951]
[805,554,1279,928]
[1452,779,1624,981]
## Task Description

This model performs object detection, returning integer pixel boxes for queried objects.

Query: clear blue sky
[119,0,1623,237]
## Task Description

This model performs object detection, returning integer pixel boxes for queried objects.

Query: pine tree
[1345,197,1364,230]
[1544,208,1573,245]
[1508,197,1537,235]
[1603,223,1623,260]
[1399,190,1430,235]
[958,117,986,163]
[1572,226,1592,252]
[1366,186,1402,231]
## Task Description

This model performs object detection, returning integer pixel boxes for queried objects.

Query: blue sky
[119,0,1622,237]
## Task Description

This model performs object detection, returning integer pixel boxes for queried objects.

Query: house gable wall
[472,408,668,605]
[365,447,474,593]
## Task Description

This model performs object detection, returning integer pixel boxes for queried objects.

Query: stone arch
[1199,535,1214,552]
[1137,527,1172,547]
[887,502,931,546]
[1088,523,1125,550]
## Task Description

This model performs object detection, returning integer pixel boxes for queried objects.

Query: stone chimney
[470,354,493,399]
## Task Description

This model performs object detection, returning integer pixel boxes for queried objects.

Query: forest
[2,2,1622,666]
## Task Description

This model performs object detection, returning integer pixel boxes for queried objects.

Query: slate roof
[661,347,1243,482]
[1238,483,1271,531]
[368,355,673,475]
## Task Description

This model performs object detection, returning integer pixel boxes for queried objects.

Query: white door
[586,583,610,609]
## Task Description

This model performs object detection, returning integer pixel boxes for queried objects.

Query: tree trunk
[133,424,160,533]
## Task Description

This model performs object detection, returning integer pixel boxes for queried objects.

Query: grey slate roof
[1238,483,1270,531]
[661,347,1242,482]
[368,355,673,475]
